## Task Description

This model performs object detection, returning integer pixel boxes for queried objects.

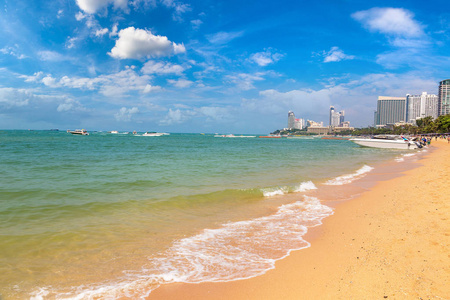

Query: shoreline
[147,139,449,299]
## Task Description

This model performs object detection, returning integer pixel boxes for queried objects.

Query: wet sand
[148,139,449,300]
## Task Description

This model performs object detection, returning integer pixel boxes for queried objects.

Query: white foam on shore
[262,186,288,197]
[35,196,333,299]
[396,153,416,162]
[294,181,317,192]
[262,181,317,197]
[324,165,374,185]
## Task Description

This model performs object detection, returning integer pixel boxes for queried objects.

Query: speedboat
[350,135,421,150]
[69,129,89,135]
[142,132,169,136]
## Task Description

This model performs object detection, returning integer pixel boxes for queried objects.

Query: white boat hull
[350,138,419,150]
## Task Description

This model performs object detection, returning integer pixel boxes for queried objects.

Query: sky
[1,0,449,133]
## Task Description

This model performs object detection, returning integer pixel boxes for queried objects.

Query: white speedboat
[69,129,89,135]
[142,132,169,136]
[350,136,421,150]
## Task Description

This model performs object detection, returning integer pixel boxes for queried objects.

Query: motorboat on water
[350,135,421,150]
[68,129,89,135]
[142,132,169,136]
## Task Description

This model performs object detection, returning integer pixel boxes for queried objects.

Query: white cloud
[115,106,139,121]
[109,27,186,60]
[323,47,355,63]
[0,46,26,59]
[20,71,44,82]
[161,0,191,21]
[57,99,86,112]
[76,0,129,14]
[250,49,284,66]
[66,37,79,49]
[38,51,67,62]
[0,88,31,108]
[225,72,266,90]
[110,23,119,37]
[33,68,154,96]
[95,28,109,37]
[167,78,194,88]
[143,84,162,93]
[159,108,187,125]
[42,75,59,87]
[191,19,203,30]
[352,7,424,37]
[141,60,185,75]
[206,31,244,45]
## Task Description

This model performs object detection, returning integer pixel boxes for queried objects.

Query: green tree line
[351,114,450,136]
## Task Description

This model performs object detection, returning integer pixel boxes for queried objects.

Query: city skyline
[1,1,450,133]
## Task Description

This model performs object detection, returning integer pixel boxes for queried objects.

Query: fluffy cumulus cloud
[250,49,284,66]
[0,88,32,108]
[109,27,186,59]
[33,67,154,96]
[323,47,355,63]
[76,0,128,14]
[159,108,188,125]
[114,106,139,121]
[141,60,185,75]
[352,7,424,37]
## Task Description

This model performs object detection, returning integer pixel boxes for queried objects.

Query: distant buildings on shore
[286,108,353,135]
[375,79,450,127]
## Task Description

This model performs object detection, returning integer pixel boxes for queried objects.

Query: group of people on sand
[419,134,450,143]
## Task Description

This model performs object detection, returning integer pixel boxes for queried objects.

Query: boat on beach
[350,135,421,150]
[68,129,89,135]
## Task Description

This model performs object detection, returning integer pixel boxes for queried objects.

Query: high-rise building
[329,106,344,127]
[439,79,450,116]
[375,96,406,126]
[339,110,345,125]
[287,111,295,129]
[406,92,439,123]
[294,118,305,129]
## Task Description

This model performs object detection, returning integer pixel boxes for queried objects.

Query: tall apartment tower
[288,111,295,129]
[339,110,345,125]
[329,106,344,127]
[406,92,439,123]
[329,106,335,126]
[439,79,450,116]
[375,96,407,126]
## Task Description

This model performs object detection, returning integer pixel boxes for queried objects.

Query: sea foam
[324,165,374,185]
[37,196,333,299]
[262,181,317,197]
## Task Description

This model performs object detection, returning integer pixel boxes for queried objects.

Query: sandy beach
[148,139,449,300]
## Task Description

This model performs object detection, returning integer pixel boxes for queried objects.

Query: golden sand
[148,139,450,300]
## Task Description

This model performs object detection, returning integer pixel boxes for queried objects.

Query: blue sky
[1,0,449,133]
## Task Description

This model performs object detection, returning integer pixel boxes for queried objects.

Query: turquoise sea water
[0,130,416,299]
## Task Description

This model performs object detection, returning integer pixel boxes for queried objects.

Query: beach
[148,139,450,300]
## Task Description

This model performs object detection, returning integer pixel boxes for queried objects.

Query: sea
[0,130,425,299]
